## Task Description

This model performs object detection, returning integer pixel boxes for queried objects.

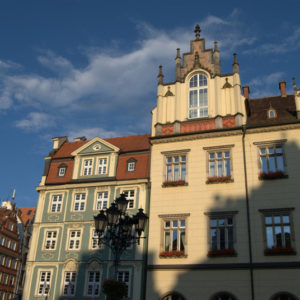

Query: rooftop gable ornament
[194,24,201,40]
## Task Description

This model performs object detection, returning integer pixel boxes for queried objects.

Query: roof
[19,207,36,226]
[246,94,297,126]
[52,134,150,159]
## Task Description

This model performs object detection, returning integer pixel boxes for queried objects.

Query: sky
[0,0,299,207]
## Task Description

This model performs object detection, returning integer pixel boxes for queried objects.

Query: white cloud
[67,127,124,140]
[15,112,55,131]
[248,72,286,97]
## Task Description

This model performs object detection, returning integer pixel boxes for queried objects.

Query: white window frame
[117,270,131,297]
[37,271,51,296]
[63,271,76,296]
[162,219,186,253]
[44,230,58,250]
[58,167,66,177]
[97,157,108,175]
[207,150,231,178]
[73,193,86,212]
[188,73,208,119]
[50,194,63,213]
[95,191,108,210]
[86,271,100,297]
[68,230,82,251]
[83,159,93,176]
[122,189,135,209]
[90,229,104,250]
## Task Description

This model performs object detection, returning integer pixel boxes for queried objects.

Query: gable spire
[194,24,201,40]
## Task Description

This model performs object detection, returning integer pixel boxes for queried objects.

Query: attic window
[127,158,137,172]
[268,109,277,119]
[58,164,67,177]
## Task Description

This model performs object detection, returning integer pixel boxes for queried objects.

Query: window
[91,229,102,250]
[11,242,16,251]
[44,231,57,250]
[117,271,130,297]
[272,292,297,300]
[127,161,135,172]
[0,236,4,246]
[83,159,93,176]
[11,260,17,270]
[165,155,186,183]
[68,230,81,250]
[9,223,14,231]
[96,191,108,210]
[58,165,66,177]
[38,271,51,296]
[63,272,76,296]
[163,219,185,253]
[260,209,294,254]
[5,239,11,248]
[87,271,100,296]
[51,194,62,213]
[259,145,285,174]
[6,257,11,268]
[189,73,208,118]
[208,150,231,178]
[98,158,108,175]
[123,190,135,209]
[208,214,236,255]
[0,256,5,265]
[74,193,86,211]
[268,109,277,119]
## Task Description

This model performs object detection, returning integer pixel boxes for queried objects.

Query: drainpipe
[242,125,255,300]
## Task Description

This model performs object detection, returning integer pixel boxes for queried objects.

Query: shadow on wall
[145,135,300,300]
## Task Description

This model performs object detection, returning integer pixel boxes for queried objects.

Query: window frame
[117,270,131,298]
[86,271,101,297]
[90,228,104,250]
[57,164,67,177]
[205,211,238,256]
[259,208,296,255]
[67,229,82,251]
[50,194,63,213]
[62,271,77,297]
[82,158,93,176]
[43,230,58,251]
[73,193,86,212]
[120,189,136,209]
[36,271,51,296]
[95,191,109,211]
[188,73,209,119]
[97,157,108,175]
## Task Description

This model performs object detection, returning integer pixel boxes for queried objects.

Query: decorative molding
[203,144,235,150]
[204,211,238,216]
[158,213,190,218]
[258,207,294,214]
[161,149,190,155]
[70,214,84,221]
[253,139,287,146]
[41,253,54,260]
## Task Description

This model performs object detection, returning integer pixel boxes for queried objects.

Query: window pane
[265,216,272,224]
[174,164,179,181]
[274,216,281,224]
[210,219,217,227]
[269,156,276,172]
[277,156,284,172]
[180,220,185,227]
[189,90,198,107]
[172,231,178,250]
[275,226,283,247]
[172,221,178,227]
[284,226,291,248]
[266,227,274,248]
[260,148,266,155]
[282,215,290,223]
[268,147,274,154]
[225,159,231,176]
[217,160,223,177]
[180,230,185,251]
[181,164,186,181]
[209,161,215,177]
[211,229,217,250]
[228,227,234,249]
[261,157,268,173]
[219,227,225,249]
[190,75,197,88]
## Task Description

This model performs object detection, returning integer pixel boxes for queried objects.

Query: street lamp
[94,193,148,280]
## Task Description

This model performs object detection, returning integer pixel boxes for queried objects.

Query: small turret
[175,48,181,82]
[194,24,201,40]
[233,53,239,74]
[157,65,164,85]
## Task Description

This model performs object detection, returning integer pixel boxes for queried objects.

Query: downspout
[242,125,255,300]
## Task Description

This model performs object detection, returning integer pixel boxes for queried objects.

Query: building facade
[0,202,20,300]
[23,134,150,299]
[146,26,300,300]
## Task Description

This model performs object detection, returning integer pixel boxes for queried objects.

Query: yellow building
[146,25,300,300]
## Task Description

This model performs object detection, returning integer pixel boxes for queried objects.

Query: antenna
[11,189,16,202]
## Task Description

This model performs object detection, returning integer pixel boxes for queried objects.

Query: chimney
[279,81,287,97]
[52,136,68,150]
[242,86,250,99]
[74,136,87,141]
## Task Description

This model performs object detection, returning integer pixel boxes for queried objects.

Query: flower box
[259,171,287,180]
[206,176,233,184]
[159,250,186,257]
[162,180,187,187]
[264,247,296,255]
[207,248,236,257]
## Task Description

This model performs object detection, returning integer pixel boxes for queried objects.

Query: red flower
[206,176,232,184]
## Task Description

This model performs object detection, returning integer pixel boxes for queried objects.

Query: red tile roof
[52,134,150,159]
[46,160,74,184]
[19,207,36,226]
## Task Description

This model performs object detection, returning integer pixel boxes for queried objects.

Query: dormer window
[58,164,67,177]
[189,74,208,119]
[127,158,137,172]
[268,108,277,119]
[83,159,93,176]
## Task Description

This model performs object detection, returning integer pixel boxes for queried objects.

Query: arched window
[268,109,277,119]
[189,73,208,118]
[212,292,237,300]
[272,292,297,300]
[161,292,185,300]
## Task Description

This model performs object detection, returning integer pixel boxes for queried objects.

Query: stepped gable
[246,94,297,127]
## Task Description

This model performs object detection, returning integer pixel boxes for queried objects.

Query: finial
[157,65,164,85]
[194,24,201,40]
[194,51,201,68]
[292,77,297,91]
[176,48,181,59]
[233,53,238,64]
[214,41,219,52]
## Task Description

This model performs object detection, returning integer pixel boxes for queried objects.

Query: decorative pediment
[71,137,120,156]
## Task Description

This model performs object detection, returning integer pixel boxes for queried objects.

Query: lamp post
[94,193,148,280]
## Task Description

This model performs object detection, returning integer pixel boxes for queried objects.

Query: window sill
[162,180,188,188]
[206,176,233,184]
[207,249,237,257]
[264,248,296,255]
[159,251,187,258]
[259,171,288,180]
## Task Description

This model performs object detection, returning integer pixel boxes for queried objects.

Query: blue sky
[0,0,299,207]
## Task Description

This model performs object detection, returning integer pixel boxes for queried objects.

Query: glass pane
[261,157,268,173]
[276,146,283,153]
[181,155,186,162]
[190,75,198,88]
[165,221,170,228]
[224,152,230,158]
[275,226,282,247]
[219,218,225,226]
[282,215,290,223]
[227,217,233,225]
[211,229,217,250]
[260,148,266,155]
[174,156,179,163]
[199,74,207,86]
[217,160,223,176]
[164,232,170,251]
[217,152,222,158]
[166,165,172,181]
[209,161,215,177]
[172,231,178,250]
[180,230,185,251]
[189,109,198,119]
[180,220,185,227]
[284,226,291,248]
[210,219,217,227]
[274,216,281,224]
[225,160,231,176]
[277,156,284,172]
[265,216,272,224]
[209,153,215,159]
[172,220,178,227]
[174,164,179,181]
[220,227,225,249]
[167,157,172,163]
[269,156,276,172]
[228,227,234,249]
[266,227,274,248]
[181,164,186,181]
[268,147,274,154]
[189,90,198,107]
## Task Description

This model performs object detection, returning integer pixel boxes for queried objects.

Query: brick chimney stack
[242,86,250,99]
[279,81,287,97]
